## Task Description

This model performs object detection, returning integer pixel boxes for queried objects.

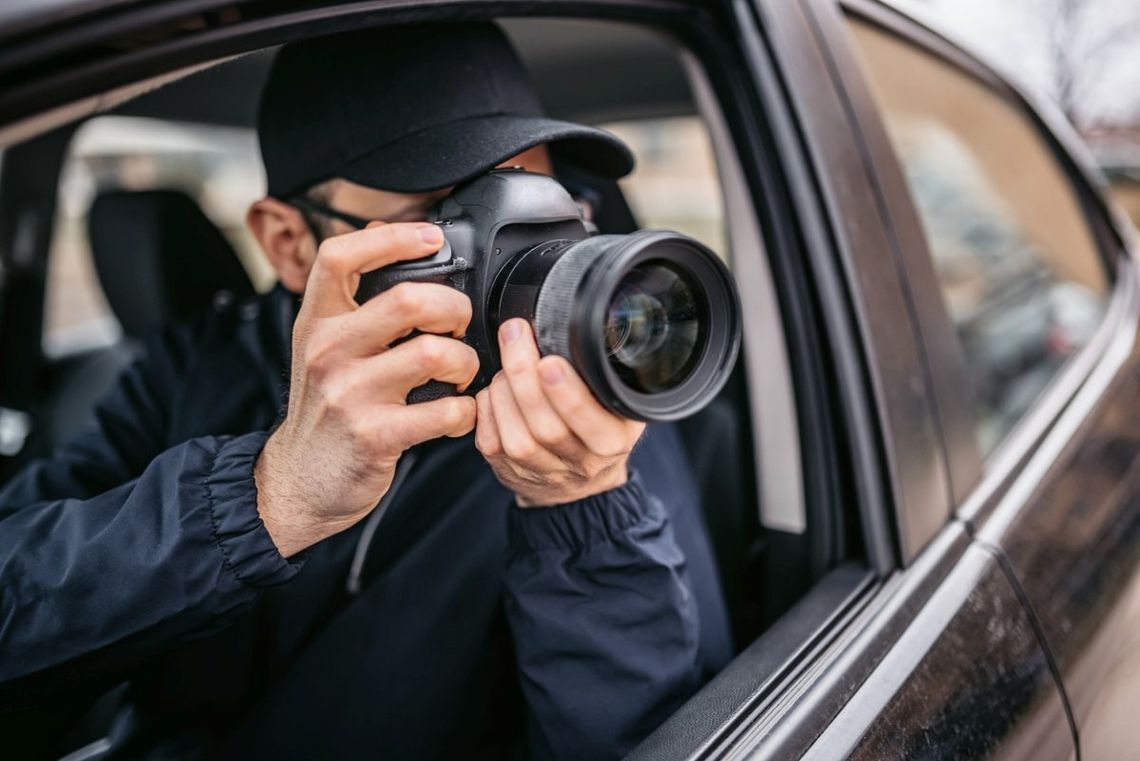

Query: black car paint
[803,545,1076,760]
[0,0,1137,759]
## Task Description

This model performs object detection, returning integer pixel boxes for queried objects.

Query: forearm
[504,472,701,761]
[0,432,298,703]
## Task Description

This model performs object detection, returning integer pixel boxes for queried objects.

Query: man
[0,22,730,760]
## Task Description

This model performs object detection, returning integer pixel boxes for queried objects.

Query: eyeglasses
[288,195,372,230]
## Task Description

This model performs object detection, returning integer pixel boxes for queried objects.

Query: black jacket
[0,287,731,760]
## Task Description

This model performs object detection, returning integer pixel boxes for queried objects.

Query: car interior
[0,14,868,756]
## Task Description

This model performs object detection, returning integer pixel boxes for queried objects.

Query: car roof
[105,19,692,130]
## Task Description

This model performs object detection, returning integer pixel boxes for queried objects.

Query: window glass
[44,116,271,357]
[600,116,727,260]
[848,20,1111,455]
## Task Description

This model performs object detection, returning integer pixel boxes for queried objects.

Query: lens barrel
[495,230,741,422]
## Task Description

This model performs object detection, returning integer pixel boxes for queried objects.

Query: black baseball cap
[257,23,635,198]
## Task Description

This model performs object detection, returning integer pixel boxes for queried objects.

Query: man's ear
[246,197,317,294]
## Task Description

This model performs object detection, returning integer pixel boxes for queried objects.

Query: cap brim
[336,114,635,193]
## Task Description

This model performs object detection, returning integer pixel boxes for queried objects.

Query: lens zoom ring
[533,237,614,360]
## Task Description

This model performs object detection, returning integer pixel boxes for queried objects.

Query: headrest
[88,189,255,338]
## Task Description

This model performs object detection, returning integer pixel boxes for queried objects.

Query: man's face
[247,145,555,294]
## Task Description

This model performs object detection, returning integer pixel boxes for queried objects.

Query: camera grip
[407,379,458,404]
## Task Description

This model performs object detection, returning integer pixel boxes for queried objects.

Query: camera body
[356,169,741,422]
[357,169,585,398]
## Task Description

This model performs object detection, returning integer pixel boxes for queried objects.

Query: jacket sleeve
[0,330,298,706]
[504,471,701,761]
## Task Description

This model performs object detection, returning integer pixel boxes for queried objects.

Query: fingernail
[540,360,564,385]
[501,320,521,343]
[418,224,443,244]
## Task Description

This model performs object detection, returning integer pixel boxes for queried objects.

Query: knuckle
[476,433,501,457]
[451,398,477,433]
[533,422,569,448]
[385,282,422,314]
[317,239,348,270]
[320,379,352,414]
[415,334,449,366]
[503,434,538,461]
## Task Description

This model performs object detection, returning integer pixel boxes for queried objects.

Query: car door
[831,3,1140,760]
[680,0,1080,757]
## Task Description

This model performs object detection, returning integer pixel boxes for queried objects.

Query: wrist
[514,464,630,508]
[254,435,339,557]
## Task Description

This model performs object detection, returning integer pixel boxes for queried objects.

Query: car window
[600,116,727,260]
[847,19,1111,456]
[44,116,272,357]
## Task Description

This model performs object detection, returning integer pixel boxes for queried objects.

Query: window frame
[833,0,1133,519]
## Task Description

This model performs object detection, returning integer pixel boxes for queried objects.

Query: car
[1,0,1138,758]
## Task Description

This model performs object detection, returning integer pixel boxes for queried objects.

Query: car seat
[19,189,255,463]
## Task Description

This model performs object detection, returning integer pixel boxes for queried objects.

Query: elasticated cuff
[205,431,301,587]
[507,470,664,552]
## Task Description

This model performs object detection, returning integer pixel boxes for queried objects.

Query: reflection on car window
[44,116,271,357]
[848,19,1110,455]
[600,116,728,261]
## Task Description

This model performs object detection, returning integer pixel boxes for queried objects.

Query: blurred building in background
[893,0,1140,231]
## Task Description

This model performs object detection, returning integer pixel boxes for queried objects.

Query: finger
[361,334,480,401]
[489,372,555,466]
[384,395,477,450]
[302,223,445,319]
[537,355,642,456]
[498,319,579,456]
[474,388,502,458]
[332,283,473,356]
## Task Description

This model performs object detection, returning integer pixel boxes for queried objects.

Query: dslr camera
[356,170,740,422]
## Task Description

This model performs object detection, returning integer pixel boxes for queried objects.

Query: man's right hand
[255,223,479,558]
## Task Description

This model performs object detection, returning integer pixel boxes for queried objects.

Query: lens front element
[523,229,741,421]
[604,262,704,393]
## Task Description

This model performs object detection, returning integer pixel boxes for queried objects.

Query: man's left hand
[475,319,645,507]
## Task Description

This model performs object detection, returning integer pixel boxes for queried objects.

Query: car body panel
[800,544,1075,761]
[975,258,1140,760]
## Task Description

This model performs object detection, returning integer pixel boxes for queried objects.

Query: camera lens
[497,229,740,422]
[603,263,704,393]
